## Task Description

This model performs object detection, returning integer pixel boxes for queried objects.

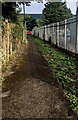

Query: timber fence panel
[3,20,8,63]
[9,24,12,56]
[6,19,10,62]
[0,20,2,76]
[76,16,78,54]
[2,19,15,63]
[2,19,25,64]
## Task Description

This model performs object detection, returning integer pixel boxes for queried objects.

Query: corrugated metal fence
[33,16,78,54]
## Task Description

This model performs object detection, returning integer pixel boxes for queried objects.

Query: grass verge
[32,36,78,115]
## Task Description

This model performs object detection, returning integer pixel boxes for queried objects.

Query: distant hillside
[27,14,43,20]
[20,14,43,20]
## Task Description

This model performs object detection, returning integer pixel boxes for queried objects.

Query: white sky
[20,0,78,14]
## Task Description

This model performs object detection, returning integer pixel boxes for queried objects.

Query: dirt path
[2,37,76,118]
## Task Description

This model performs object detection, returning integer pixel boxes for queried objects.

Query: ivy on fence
[2,19,26,64]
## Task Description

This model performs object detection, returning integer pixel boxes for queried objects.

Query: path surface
[2,37,76,118]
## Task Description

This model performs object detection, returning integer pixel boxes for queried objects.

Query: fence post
[0,4,2,119]
[23,29,27,44]
[9,24,12,56]
[57,22,59,47]
[5,19,10,62]
[0,20,2,76]
[65,20,67,49]
[3,22,6,63]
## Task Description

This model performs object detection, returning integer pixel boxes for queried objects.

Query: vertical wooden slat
[5,19,10,62]
[9,24,12,56]
[0,20,2,76]
[3,22,6,63]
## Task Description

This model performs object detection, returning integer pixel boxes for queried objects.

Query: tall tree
[2,2,18,23]
[42,1,72,24]
[18,2,31,27]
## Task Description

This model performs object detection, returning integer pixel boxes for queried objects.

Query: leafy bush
[33,36,78,115]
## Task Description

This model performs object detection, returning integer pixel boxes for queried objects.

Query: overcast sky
[20,0,78,15]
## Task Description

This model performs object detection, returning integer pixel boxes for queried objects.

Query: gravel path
[2,37,76,118]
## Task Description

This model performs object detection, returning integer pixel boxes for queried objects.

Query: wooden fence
[2,19,26,64]
[0,19,27,119]
[0,20,2,76]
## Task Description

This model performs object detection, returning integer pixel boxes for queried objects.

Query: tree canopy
[42,1,72,24]
[2,2,19,23]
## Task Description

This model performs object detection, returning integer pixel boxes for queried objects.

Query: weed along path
[2,36,76,118]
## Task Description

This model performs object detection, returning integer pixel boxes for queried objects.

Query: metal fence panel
[51,23,57,45]
[66,17,76,53]
[59,21,65,49]
[33,16,78,54]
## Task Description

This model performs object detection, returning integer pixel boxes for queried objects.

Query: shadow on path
[2,37,76,118]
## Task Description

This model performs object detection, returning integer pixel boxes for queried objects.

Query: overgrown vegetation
[33,36,78,115]
[1,2,27,87]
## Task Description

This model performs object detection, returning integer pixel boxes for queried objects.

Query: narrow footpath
[2,37,76,118]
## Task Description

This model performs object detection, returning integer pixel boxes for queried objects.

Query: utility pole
[22,2,31,28]
[23,2,26,28]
